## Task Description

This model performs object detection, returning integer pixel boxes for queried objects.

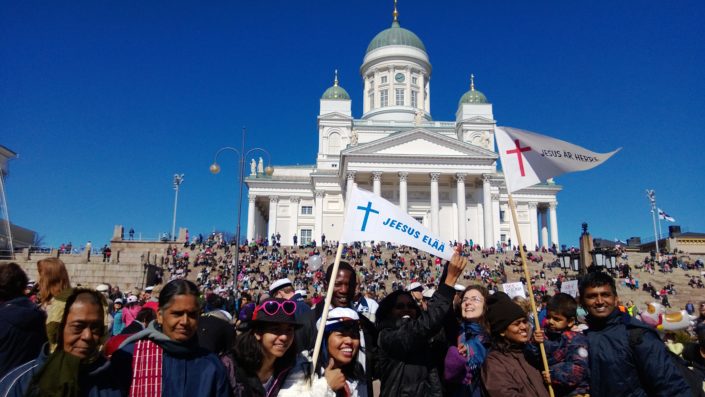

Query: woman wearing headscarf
[111,279,229,397]
[374,251,468,397]
[443,284,490,397]
[226,298,302,397]
[0,288,120,397]
[481,291,549,397]
[280,307,368,396]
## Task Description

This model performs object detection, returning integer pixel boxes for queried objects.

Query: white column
[246,195,256,241]
[399,171,408,213]
[430,173,440,235]
[268,196,279,238]
[456,173,466,243]
[540,207,549,249]
[314,191,324,243]
[372,171,382,196]
[346,171,356,199]
[482,174,493,249]
[290,197,300,243]
[549,202,559,248]
[528,202,539,250]
[492,193,501,248]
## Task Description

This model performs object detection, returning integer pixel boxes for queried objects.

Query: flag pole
[310,240,345,375]
[507,193,555,397]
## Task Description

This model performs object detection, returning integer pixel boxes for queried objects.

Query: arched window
[328,132,341,154]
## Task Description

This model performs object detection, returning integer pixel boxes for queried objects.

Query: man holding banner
[309,185,465,395]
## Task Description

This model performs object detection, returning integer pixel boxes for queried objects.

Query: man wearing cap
[407,282,425,310]
[270,278,315,353]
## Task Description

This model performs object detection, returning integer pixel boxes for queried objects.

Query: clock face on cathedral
[395,73,405,83]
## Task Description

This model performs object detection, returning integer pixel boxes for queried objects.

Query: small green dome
[366,21,426,54]
[322,70,350,100]
[322,85,350,100]
[459,74,489,104]
[459,89,489,104]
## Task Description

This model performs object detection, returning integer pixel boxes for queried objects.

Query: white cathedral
[245,10,561,250]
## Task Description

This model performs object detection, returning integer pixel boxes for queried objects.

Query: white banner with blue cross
[340,186,452,261]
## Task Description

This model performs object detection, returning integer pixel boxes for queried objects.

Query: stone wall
[0,237,186,291]
[3,258,148,292]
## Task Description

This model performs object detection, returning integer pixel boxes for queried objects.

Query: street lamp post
[646,189,660,258]
[171,174,184,241]
[210,127,272,297]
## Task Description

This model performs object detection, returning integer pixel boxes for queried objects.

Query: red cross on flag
[496,127,621,193]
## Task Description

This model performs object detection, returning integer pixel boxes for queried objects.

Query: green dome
[366,21,426,54]
[321,85,350,100]
[459,89,489,104]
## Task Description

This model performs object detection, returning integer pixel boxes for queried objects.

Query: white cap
[96,284,109,292]
[316,307,360,329]
[126,295,138,304]
[454,284,465,292]
[114,298,124,304]
[269,278,293,294]
[422,288,436,299]
[145,286,154,292]
[407,282,423,292]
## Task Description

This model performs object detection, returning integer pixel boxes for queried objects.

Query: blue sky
[2,1,704,248]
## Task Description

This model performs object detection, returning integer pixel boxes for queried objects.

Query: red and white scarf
[130,339,163,397]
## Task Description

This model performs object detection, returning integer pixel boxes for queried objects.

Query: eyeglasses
[255,300,297,317]
[461,296,484,304]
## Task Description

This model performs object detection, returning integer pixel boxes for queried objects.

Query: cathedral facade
[245,12,561,250]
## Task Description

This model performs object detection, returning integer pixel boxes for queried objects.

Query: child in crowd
[529,293,590,397]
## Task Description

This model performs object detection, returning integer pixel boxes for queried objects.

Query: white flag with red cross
[495,126,620,193]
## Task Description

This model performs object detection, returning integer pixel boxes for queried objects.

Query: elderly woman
[0,288,120,397]
[444,285,491,397]
[226,298,302,397]
[481,292,549,397]
[111,279,229,397]
[280,307,368,396]
[374,252,468,397]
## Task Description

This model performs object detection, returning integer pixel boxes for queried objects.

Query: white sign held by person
[502,282,526,299]
[340,186,452,261]
[561,280,579,298]
[496,126,621,193]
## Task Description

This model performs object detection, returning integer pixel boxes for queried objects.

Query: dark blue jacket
[0,297,47,379]
[111,326,230,397]
[584,310,690,397]
[0,344,122,397]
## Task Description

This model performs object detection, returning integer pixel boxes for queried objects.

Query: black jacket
[375,283,454,397]
[0,297,47,379]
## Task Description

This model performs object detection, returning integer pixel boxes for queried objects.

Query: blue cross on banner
[356,201,379,231]
[340,186,452,261]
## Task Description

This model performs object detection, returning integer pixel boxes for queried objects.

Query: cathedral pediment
[342,128,497,159]
[317,112,353,120]
[458,116,495,124]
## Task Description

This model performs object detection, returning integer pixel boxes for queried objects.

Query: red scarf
[130,339,163,397]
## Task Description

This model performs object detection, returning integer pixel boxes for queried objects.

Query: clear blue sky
[2,1,704,248]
